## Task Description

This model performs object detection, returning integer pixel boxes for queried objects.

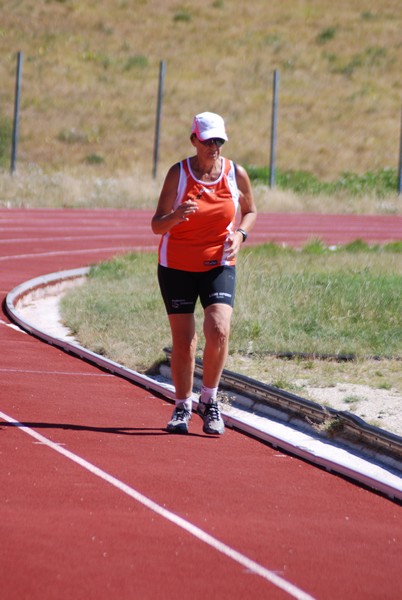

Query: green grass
[60,243,402,376]
[60,252,165,370]
[234,245,402,358]
[247,166,399,197]
[0,112,12,168]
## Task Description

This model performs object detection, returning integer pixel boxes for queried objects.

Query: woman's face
[191,135,225,160]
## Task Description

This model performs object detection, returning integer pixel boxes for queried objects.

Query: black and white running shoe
[197,401,225,435]
[166,406,192,434]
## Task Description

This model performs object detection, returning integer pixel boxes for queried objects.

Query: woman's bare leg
[202,304,233,388]
[168,313,198,400]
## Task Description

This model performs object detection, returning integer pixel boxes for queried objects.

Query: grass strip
[60,242,402,374]
[246,166,399,198]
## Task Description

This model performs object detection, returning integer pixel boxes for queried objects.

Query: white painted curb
[5,268,402,502]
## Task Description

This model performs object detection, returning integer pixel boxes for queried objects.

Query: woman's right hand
[175,199,198,222]
[152,165,199,235]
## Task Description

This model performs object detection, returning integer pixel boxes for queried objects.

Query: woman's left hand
[224,231,244,260]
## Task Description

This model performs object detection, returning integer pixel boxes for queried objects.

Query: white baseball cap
[191,112,228,141]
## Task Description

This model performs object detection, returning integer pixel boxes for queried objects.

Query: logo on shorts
[171,299,193,309]
[204,260,218,266]
[209,292,232,300]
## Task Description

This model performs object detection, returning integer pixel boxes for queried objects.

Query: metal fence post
[269,69,279,188]
[152,60,166,179]
[10,51,23,174]
[398,106,402,195]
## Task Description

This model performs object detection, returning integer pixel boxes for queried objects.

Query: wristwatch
[236,228,248,243]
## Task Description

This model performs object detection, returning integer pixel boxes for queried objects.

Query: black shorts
[157,265,236,314]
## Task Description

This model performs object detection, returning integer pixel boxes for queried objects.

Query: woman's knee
[173,331,198,357]
[204,306,232,346]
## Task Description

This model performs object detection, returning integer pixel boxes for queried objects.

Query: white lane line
[0,245,157,261]
[0,247,130,261]
[0,319,27,334]
[0,409,315,600]
[0,234,136,244]
[0,368,112,377]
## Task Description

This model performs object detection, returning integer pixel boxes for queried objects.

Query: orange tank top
[158,157,240,271]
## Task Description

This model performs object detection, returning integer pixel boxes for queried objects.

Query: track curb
[5,268,402,502]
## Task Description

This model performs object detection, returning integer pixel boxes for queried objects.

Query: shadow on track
[0,420,211,438]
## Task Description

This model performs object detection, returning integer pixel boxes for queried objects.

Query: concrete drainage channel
[5,267,402,502]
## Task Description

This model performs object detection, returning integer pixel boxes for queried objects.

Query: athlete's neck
[190,156,222,182]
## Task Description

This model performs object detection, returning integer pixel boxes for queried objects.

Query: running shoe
[166,406,192,434]
[197,400,225,435]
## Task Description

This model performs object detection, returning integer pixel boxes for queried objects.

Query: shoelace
[174,408,190,422]
[205,403,221,422]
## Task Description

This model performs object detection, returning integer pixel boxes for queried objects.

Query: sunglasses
[199,138,225,148]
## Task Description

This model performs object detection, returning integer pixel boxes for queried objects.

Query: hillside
[1,0,401,179]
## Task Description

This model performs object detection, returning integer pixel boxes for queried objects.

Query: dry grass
[225,353,402,396]
[1,165,401,214]
[0,164,162,209]
[252,185,402,215]
[1,0,401,179]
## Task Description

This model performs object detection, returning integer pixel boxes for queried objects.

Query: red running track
[1,209,401,600]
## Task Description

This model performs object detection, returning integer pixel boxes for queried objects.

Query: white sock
[200,385,218,404]
[175,398,192,411]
